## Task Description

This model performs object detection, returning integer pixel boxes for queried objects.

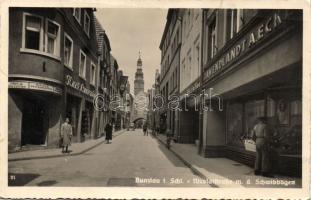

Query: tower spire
[134,50,144,95]
[137,50,142,67]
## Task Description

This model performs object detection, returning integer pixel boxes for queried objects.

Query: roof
[120,75,128,86]
[94,17,111,54]
[159,9,174,49]
[94,17,104,54]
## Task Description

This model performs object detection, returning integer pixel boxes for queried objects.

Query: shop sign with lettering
[9,80,62,95]
[204,12,283,81]
[65,75,96,98]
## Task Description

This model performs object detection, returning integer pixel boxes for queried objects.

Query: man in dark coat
[105,121,113,144]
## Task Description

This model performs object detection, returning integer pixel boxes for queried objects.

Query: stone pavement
[8,129,126,162]
[155,133,302,188]
[9,129,207,187]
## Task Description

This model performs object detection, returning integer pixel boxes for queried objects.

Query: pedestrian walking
[60,118,73,153]
[105,121,113,144]
[143,121,148,136]
[166,127,173,149]
[155,125,160,136]
[251,117,274,177]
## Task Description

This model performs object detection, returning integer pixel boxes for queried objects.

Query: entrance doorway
[21,98,48,146]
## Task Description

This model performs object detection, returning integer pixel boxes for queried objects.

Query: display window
[226,93,301,155]
[227,103,243,147]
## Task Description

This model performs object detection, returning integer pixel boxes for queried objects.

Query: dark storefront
[8,79,63,150]
[65,74,97,142]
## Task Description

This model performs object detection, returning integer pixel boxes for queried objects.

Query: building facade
[159,9,182,135]
[8,8,99,151]
[155,8,302,177]
[178,9,203,144]
[109,55,120,131]
[94,17,112,137]
[200,9,302,176]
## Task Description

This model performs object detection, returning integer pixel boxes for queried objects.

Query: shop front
[200,10,302,176]
[8,79,63,151]
[225,65,302,176]
[178,78,201,144]
[64,75,97,143]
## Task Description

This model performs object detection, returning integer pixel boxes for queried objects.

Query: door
[21,98,47,146]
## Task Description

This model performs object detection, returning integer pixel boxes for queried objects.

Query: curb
[9,130,126,162]
[154,135,218,188]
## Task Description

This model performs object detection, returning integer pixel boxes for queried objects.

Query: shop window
[276,99,290,126]
[84,11,90,37]
[64,33,73,69]
[244,100,265,137]
[79,50,87,79]
[227,103,243,147]
[267,97,276,117]
[290,100,302,130]
[90,62,96,86]
[73,8,81,23]
[291,100,302,115]
[23,13,43,51]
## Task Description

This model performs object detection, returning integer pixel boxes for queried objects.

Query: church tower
[134,51,144,95]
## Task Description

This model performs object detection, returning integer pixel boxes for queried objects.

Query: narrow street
[9,130,208,187]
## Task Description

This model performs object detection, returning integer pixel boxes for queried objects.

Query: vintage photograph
[1,1,310,198]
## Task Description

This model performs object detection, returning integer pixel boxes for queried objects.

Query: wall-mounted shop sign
[9,80,62,95]
[65,75,96,98]
[204,12,284,81]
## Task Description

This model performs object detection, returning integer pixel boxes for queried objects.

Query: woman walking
[61,118,73,153]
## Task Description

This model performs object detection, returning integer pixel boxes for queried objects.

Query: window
[209,18,217,59]
[227,103,244,147]
[84,11,90,36]
[90,62,96,85]
[196,44,200,75]
[226,9,244,40]
[79,50,87,78]
[188,54,192,81]
[22,13,61,60]
[64,33,73,69]
[23,13,43,50]
[46,19,60,56]
[73,8,81,23]
[244,100,265,137]
[175,68,178,87]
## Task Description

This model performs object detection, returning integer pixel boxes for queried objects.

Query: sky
[95,9,167,94]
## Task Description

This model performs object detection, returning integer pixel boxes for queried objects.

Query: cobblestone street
[9,130,208,187]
